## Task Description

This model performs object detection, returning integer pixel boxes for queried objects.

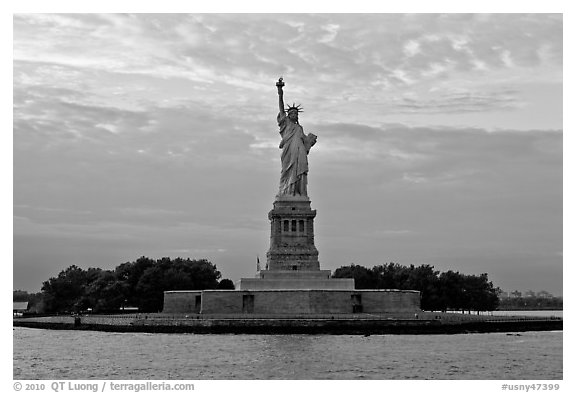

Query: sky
[12,13,563,295]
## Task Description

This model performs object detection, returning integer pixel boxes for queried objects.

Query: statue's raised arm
[276,77,285,114]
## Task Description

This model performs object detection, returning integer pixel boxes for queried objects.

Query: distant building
[120,306,139,312]
[503,290,556,299]
[13,301,29,317]
[536,290,554,298]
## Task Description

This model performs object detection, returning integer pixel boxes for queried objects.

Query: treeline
[14,257,235,314]
[333,263,500,312]
[498,296,563,310]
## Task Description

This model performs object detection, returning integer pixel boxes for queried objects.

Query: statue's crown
[286,103,303,113]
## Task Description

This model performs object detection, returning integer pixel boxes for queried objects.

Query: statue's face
[288,110,299,122]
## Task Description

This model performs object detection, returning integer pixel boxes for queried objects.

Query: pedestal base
[266,196,319,271]
[163,289,421,314]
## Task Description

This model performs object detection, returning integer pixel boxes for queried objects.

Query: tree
[84,271,128,313]
[135,258,222,312]
[13,290,30,302]
[332,264,376,288]
[114,256,156,307]
[217,279,235,289]
[438,270,466,311]
[41,265,100,313]
[462,273,499,312]
[404,264,443,311]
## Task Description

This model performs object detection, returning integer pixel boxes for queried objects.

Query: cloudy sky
[13,13,562,295]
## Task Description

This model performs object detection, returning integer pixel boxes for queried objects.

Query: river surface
[13,321,562,380]
[491,310,563,318]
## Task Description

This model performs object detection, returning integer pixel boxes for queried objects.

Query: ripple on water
[13,329,562,380]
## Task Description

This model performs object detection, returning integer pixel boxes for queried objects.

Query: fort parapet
[163,289,420,315]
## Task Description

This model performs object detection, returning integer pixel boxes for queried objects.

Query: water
[443,310,563,318]
[13,327,562,379]
[492,310,563,318]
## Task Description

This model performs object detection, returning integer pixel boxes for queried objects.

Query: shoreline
[494,308,563,311]
[13,312,563,335]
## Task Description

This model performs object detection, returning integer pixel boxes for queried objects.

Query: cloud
[13,14,562,294]
[318,24,340,44]
[403,40,421,57]
[392,89,523,113]
[14,14,562,86]
[13,14,562,131]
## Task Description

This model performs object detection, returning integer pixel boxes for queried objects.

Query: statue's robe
[277,111,312,196]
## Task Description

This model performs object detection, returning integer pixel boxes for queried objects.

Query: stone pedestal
[236,194,355,290]
[266,195,319,271]
[238,269,354,290]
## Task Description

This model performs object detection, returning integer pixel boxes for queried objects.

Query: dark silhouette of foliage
[84,271,129,313]
[332,264,376,289]
[41,265,102,313]
[13,290,30,302]
[36,257,226,314]
[217,279,236,289]
[114,256,156,307]
[333,262,501,312]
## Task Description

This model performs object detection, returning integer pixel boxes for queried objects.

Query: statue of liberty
[275,78,317,197]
